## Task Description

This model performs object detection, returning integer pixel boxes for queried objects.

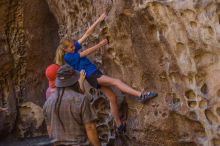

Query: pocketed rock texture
[84,82,128,145]
[1,0,220,146]
[46,0,220,145]
[0,0,59,138]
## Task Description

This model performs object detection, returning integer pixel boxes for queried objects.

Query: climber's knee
[109,94,117,101]
[101,86,117,102]
[105,92,117,103]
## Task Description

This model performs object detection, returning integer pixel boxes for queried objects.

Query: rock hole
[172,96,180,105]
[159,24,168,36]
[96,125,109,142]
[188,39,196,50]
[180,132,190,138]
[218,15,220,25]
[182,9,196,19]
[196,130,207,138]
[187,72,195,84]
[89,88,96,95]
[80,0,90,8]
[96,117,105,123]
[100,27,108,36]
[188,101,197,108]
[139,0,144,5]
[105,35,112,44]
[205,2,215,13]
[212,138,220,146]
[159,71,167,81]
[162,113,167,118]
[216,89,220,97]
[185,89,196,100]
[97,90,104,96]
[194,47,207,57]
[107,47,114,55]
[217,126,220,136]
[99,134,108,141]
[201,83,208,94]
[195,70,206,87]
[82,12,86,18]
[61,3,65,9]
[154,110,158,116]
[74,5,79,14]
[190,21,197,29]
[93,98,108,112]
[188,111,198,120]
[205,109,219,124]
[122,8,134,16]
[206,26,214,36]
[216,4,220,15]
[175,42,185,57]
[216,107,220,117]
[169,72,181,83]
[199,100,207,109]
[132,137,137,140]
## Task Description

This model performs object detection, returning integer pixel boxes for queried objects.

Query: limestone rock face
[0,0,59,137]
[1,0,220,145]
[46,0,220,145]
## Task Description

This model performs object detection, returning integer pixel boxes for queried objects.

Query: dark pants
[86,70,103,89]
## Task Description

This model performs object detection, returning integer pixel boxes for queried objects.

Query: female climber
[55,12,158,133]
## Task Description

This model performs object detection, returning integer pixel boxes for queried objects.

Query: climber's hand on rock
[80,70,86,82]
[99,39,108,47]
[98,13,107,22]
[79,70,86,93]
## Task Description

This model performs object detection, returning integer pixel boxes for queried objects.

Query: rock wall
[0,0,59,138]
[1,0,220,146]
[46,0,220,146]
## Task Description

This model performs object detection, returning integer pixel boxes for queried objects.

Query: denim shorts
[87,70,103,89]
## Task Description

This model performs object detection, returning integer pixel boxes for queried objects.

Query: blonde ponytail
[55,39,71,65]
[55,45,65,65]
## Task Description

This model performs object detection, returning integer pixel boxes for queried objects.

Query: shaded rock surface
[0,0,59,138]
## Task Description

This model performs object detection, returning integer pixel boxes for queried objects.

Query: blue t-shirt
[64,41,97,78]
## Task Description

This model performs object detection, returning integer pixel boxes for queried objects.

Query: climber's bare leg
[100,86,121,127]
[97,75,142,97]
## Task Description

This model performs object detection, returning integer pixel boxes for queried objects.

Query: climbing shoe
[139,91,158,104]
[116,123,126,134]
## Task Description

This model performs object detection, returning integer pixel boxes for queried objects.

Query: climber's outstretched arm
[78,13,106,44]
[80,39,108,58]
